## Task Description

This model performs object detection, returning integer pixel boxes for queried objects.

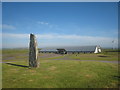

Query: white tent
[94,46,101,53]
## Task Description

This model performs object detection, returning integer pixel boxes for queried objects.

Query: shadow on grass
[6,63,29,68]
[98,55,108,57]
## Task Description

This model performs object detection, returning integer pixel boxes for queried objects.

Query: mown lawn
[65,49,119,61]
[2,49,119,88]
[67,53,118,61]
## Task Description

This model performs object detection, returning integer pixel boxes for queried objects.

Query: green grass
[64,49,119,61]
[2,49,119,88]
[42,56,65,60]
[67,53,118,61]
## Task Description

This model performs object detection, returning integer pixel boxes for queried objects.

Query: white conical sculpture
[29,34,39,68]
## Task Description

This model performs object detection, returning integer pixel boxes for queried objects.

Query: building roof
[40,46,97,52]
[40,48,58,51]
[63,46,96,51]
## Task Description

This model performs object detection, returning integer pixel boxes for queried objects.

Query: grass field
[2,49,119,88]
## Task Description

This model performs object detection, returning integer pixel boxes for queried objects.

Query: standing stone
[29,34,39,68]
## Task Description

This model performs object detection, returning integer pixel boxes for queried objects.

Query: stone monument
[29,33,39,68]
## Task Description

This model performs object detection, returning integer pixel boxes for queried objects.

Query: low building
[39,46,101,54]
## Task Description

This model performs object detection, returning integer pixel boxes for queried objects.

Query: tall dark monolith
[29,34,39,68]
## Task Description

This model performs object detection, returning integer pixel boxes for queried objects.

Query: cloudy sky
[2,2,118,48]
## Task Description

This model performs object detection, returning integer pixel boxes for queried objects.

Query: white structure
[40,45,102,54]
[94,46,102,53]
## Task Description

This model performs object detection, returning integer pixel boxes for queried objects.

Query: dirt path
[1,53,119,64]
[1,59,119,64]
[38,53,62,58]
[52,55,119,64]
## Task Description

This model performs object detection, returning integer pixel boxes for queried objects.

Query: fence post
[29,33,39,68]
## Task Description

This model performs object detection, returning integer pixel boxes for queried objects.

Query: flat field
[2,49,119,88]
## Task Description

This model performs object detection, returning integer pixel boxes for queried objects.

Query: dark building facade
[39,46,101,54]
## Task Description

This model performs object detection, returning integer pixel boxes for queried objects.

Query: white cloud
[36,34,54,39]
[37,21,49,25]
[3,33,29,38]
[1,24,16,30]
[36,33,117,41]
[37,21,58,29]
[2,33,118,48]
